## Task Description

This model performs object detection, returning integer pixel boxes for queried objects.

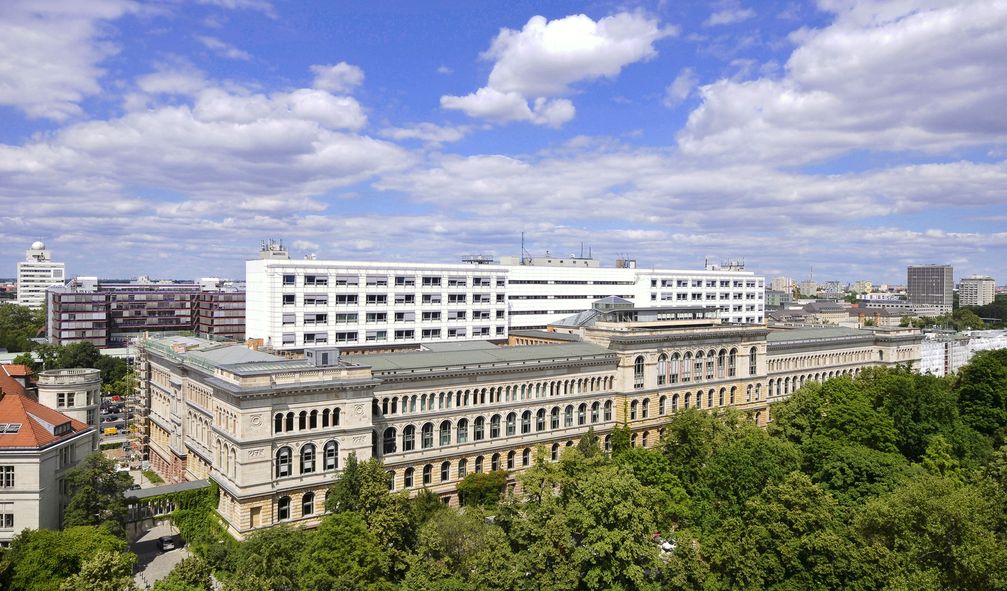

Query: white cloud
[379,123,471,145]
[197,35,251,60]
[0,0,137,121]
[442,12,672,127]
[310,62,364,94]
[436,65,453,75]
[195,0,275,17]
[705,8,756,26]
[663,68,698,107]
[136,68,208,96]
[679,0,1007,163]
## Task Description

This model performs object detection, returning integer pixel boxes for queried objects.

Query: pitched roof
[2,365,32,377]
[0,365,27,398]
[0,391,91,449]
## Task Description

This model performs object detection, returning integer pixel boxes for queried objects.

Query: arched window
[490,415,501,438]
[634,356,645,388]
[717,349,726,378]
[682,352,692,383]
[730,386,737,404]
[522,448,531,466]
[382,428,397,455]
[695,391,702,409]
[694,351,705,383]
[719,388,726,406]
[670,353,680,383]
[439,421,452,446]
[564,405,574,427]
[276,447,292,478]
[274,413,283,433]
[507,450,515,470]
[421,423,434,449]
[333,408,341,426]
[642,399,650,419]
[458,459,468,478]
[322,408,330,427]
[659,396,666,415]
[474,417,485,441]
[309,410,318,429]
[551,443,560,461]
[590,401,599,423]
[301,444,316,474]
[387,471,395,491]
[404,467,414,488]
[577,403,587,425]
[302,492,315,516]
[457,419,469,444]
[642,431,649,448]
[277,496,291,521]
[604,434,611,452]
[403,425,416,452]
[440,461,450,482]
[285,412,294,431]
[746,384,753,402]
[604,400,613,421]
[324,441,338,470]
[672,393,679,412]
[298,411,307,430]
[729,348,737,377]
[685,392,692,409]
[631,433,638,447]
[521,410,532,434]
[551,407,560,429]
[475,455,484,473]
[630,400,639,420]
[422,464,433,485]
[749,347,758,375]
[536,409,546,431]
[657,354,668,385]
[755,383,762,400]
[506,413,517,436]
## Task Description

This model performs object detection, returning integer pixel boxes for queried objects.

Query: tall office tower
[16,241,65,310]
[959,275,996,307]
[907,264,953,314]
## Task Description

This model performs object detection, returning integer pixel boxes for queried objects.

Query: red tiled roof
[0,371,26,397]
[2,364,32,377]
[0,391,91,449]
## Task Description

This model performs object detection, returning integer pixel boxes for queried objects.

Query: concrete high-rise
[907,265,953,314]
[959,275,995,307]
[16,241,65,310]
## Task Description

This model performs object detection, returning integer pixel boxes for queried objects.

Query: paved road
[131,522,190,589]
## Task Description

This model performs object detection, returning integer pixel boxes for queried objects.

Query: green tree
[11,352,35,370]
[609,422,633,456]
[0,303,44,352]
[58,550,136,591]
[456,470,509,507]
[661,408,740,490]
[151,556,213,591]
[297,512,394,591]
[577,426,600,458]
[325,453,390,514]
[223,525,310,591]
[955,349,1007,440]
[63,453,133,535]
[920,434,961,479]
[2,526,126,591]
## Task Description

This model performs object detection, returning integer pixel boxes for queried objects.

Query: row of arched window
[634,347,759,388]
[277,491,316,521]
[769,368,860,398]
[376,376,615,417]
[626,384,762,418]
[275,441,339,478]
[379,401,614,455]
[273,408,341,434]
[768,350,876,372]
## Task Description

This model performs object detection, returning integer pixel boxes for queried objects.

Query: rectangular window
[366,312,387,323]
[394,329,415,340]
[472,276,491,286]
[334,313,358,323]
[496,294,505,303]
[422,294,442,304]
[282,294,295,306]
[304,333,328,344]
[447,294,467,304]
[421,276,442,286]
[394,311,415,322]
[282,313,296,325]
[448,328,466,338]
[365,330,387,342]
[422,311,441,321]
[475,326,490,336]
[447,310,466,320]
[304,275,328,286]
[282,333,295,345]
[1,466,13,488]
[335,331,357,343]
[304,294,329,305]
[57,392,66,407]
[473,310,491,320]
[304,313,328,325]
[334,274,359,286]
[472,294,491,303]
[394,276,416,287]
[447,277,467,287]
[334,294,357,305]
[366,294,387,305]
[394,294,415,305]
[422,328,442,339]
[496,326,505,335]
[366,275,388,287]
[282,274,296,286]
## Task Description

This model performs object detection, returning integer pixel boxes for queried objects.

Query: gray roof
[346,342,612,373]
[189,345,279,365]
[767,327,872,343]
[553,309,602,327]
[419,340,501,352]
[508,330,582,342]
[125,479,209,500]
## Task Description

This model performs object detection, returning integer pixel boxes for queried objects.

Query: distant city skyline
[1,1,1005,283]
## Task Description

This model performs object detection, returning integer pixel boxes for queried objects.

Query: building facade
[246,251,764,353]
[16,241,65,310]
[960,275,996,307]
[35,368,102,430]
[47,278,245,348]
[0,365,96,546]
[140,301,918,539]
[907,264,953,314]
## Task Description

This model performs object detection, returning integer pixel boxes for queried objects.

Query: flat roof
[346,342,612,372]
[125,479,209,500]
[767,327,872,343]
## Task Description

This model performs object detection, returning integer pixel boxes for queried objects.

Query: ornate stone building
[138,301,922,538]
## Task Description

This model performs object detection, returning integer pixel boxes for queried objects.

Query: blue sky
[1,0,1005,285]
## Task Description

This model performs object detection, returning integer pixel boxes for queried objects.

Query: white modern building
[960,275,996,307]
[16,241,65,310]
[245,247,765,352]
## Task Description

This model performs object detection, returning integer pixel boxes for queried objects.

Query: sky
[1,0,1005,285]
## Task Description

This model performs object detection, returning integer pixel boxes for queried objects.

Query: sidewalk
[130,522,190,589]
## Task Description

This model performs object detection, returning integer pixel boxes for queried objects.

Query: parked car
[156,536,176,551]
[103,427,119,436]
[128,484,142,491]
